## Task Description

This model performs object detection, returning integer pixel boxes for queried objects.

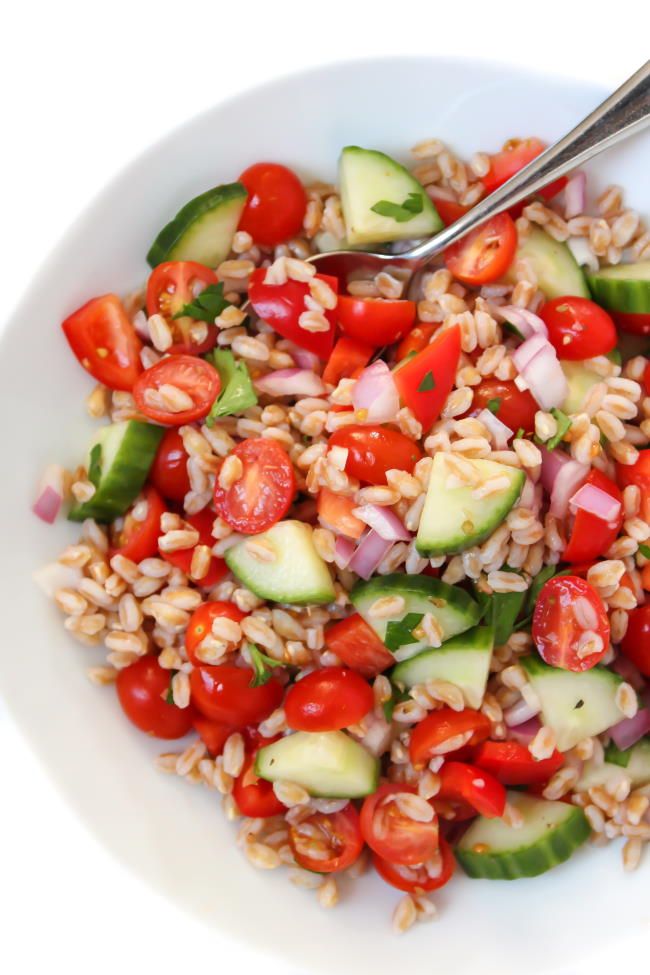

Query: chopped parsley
[370,192,424,223]
[173,282,230,323]
[639,543,650,559]
[165,671,177,705]
[417,370,436,393]
[486,397,502,414]
[248,643,286,688]
[384,612,424,652]
[543,408,572,450]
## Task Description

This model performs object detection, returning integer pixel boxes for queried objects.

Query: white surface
[1,5,649,975]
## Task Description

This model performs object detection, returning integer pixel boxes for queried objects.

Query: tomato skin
[396,324,437,361]
[317,488,365,540]
[213,437,295,535]
[146,261,218,355]
[563,469,623,563]
[329,425,422,486]
[620,605,650,677]
[62,294,142,391]
[427,191,469,227]
[233,750,286,818]
[540,297,617,360]
[160,507,228,588]
[193,717,232,756]
[437,761,506,818]
[190,663,283,727]
[238,162,307,246]
[248,268,337,359]
[116,655,195,739]
[482,138,567,202]
[533,575,610,671]
[360,784,439,866]
[110,485,165,562]
[473,740,564,786]
[445,213,517,286]
[185,601,246,666]
[612,311,650,336]
[373,836,455,893]
[337,296,416,347]
[616,451,650,522]
[134,355,220,426]
[325,613,394,677]
[289,805,363,873]
[149,429,191,503]
[472,378,539,433]
[409,708,491,770]
[285,668,374,732]
[394,324,462,431]
[322,336,373,386]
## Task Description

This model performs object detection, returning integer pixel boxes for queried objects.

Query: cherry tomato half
[396,324,437,362]
[109,485,165,562]
[373,836,455,893]
[324,613,394,678]
[620,604,650,678]
[360,784,439,866]
[445,213,517,286]
[248,269,337,359]
[540,297,617,361]
[563,469,623,564]
[427,190,469,227]
[62,294,142,391]
[238,162,307,247]
[328,425,422,486]
[134,355,220,425]
[233,750,286,818]
[532,575,610,671]
[146,261,219,355]
[409,708,491,770]
[285,667,373,732]
[160,507,228,588]
[616,450,650,522]
[193,716,232,756]
[213,437,296,535]
[189,663,283,727]
[472,378,539,433]
[437,761,506,818]
[473,740,565,786]
[149,429,191,503]
[322,336,373,387]
[116,655,195,739]
[337,296,416,347]
[393,324,462,431]
[289,804,364,873]
[612,311,650,336]
[482,137,567,202]
[185,601,246,666]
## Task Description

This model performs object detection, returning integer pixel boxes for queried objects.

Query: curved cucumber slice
[68,420,164,523]
[577,738,650,791]
[561,359,603,414]
[351,573,480,661]
[339,146,442,246]
[147,182,247,268]
[456,791,590,879]
[587,261,650,314]
[255,730,379,798]
[225,520,335,606]
[391,625,493,708]
[506,227,589,298]
[416,453,525,557]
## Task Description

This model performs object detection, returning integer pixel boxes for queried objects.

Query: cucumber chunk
[521,655,623,752]
[147,182,248,268]
[506,227,589,298]
[416,453,525,557]
[560,359,603,414]
[391,625,493,708]
[587,261,650,314]
[224,520,335,606]
[68,420,164,523]
[339,147,442,246]
[255,730,379,798]
[456,791,590,879]
[351,574,480,661]
[577,738,650,791]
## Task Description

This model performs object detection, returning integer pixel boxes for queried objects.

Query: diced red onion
[352,361,400,424]
[33,562,83,597]
[611,655,646,691]
[498,306,548,340]
[569,483,622,524]
[476,408,513,449]
[254,368,325,397]
[517,342,569,411]
[544,453,589,519]
[514,374,530,392]
[540,446,570,494]
[349,530,394,580]
[286,343,321,372]
[564,171,587,219]
[519,476,542,514]
[32,464,65,524]
[132,309,150,341]
[333,536,356,571]
[566,236,599,274]
[609,690,650,751]
[512,333,550,374]
[504,698,542,728]
[353,504,411,542]
[508,716,542,744]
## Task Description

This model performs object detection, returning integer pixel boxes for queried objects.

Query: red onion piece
[519,476,542,514]
[569,483,622,524]
[286,343,321,372]
[519,343,569,411]
[512,333,550,374]
[498,306,548,340]
[566,236,599,274]
[349,530,394,580]
[550,458,590,518]
[504,698,542,728]
[353,504,411,542]
[33,562,83,597]
[508,716,542,744]
[609,704,650,751]
[564,171,587,219]
[540,446,571,494]
[476,408,513,449]
[32,464,65,524]
[333,536,355,571]
[352,361,400,424]
[255,368,325,397]
[611,655,646,691]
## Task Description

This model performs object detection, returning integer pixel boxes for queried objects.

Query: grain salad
[33,137,650,933]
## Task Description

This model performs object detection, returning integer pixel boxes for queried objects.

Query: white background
[1,4,647,973]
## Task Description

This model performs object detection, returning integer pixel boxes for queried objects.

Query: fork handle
[408,60,650,262]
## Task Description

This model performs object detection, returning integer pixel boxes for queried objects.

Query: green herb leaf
[544,408,572,450]
[173,282,230,323]
[604,741,632,768]
[88,443,102,488]
[248,643,285,688]
[503,321,525,340]
[205,349,258,424]
[383,612,424,652]
[417,370,436,393]
[370,192,424,223]
[382,683,411,722]
[486,397,502,414]
[165,670,177,705]
[639,543,650,559]
[514,427,525,440]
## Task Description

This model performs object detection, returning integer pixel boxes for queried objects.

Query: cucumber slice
[224,520,335,606]
[577,738,650,791]
[339,146,442,246]
[456,791,590,880]
[68,420,164,524]
[587,261,650,314]
[391,625,493,708]
[560,359,603,414]
[255,730,379,798]
[416,453,525,557]
[506,227,589,298]
[521,655,623,752]
[147,182,248,268]
[350,573,480,661]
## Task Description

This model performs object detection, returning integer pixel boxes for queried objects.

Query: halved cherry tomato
[189,663,283,727]
[233,750,286,818]
[285,667,373,732]
[409,708,491,770]
[213,437,295,534]
[325,613,394,677]
[620,604,650,677]
[317,488,365,539]
[329,425,422,485]
[616,450,650,522]
[482,138,567,202]
[532,575,610,671]
[472,378,539,433]
[396,324,437,362]
[437,761,506,818]
[185,600,246,666]
[563,469,623,563]
[193,717,231,756]
[149,429,191,503]
[134,355,220,425]
[612,311,650,336]
[160,507,228,588]
[644,361,650,396]
[337,296,416,347]
[445,213,517,286]
[289,804,363,872]
[427,190,469,227]
[110,485,165,562]
[116,655,195,739]
[360,783,439,866]
[238,162,307,246]
[393,324,461,431]
[473,740,564,786]
[540,297,617,361]
[146,261,219,355]
[248,268,337,359]
[373,836,455,893]
[62,294,142,391]
[322,336,373,386]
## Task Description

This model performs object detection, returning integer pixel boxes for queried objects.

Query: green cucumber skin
[147,182,247,268]
[588,268,650,315]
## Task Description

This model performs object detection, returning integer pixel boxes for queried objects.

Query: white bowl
[1,57,648,975]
